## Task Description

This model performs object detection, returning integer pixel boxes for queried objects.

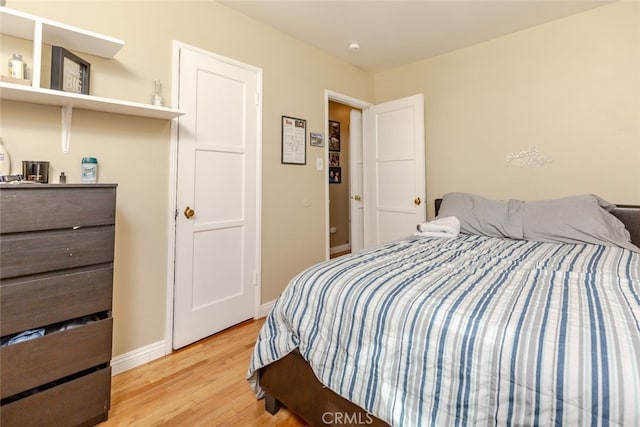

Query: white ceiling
[219,0,614,72]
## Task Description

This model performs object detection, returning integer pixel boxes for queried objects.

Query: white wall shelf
[0,6,185,150]
[1,82,184,120]
[0,6,124,59]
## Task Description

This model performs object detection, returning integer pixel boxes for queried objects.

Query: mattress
[248,234,640,426]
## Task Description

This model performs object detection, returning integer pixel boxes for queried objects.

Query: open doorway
[324,91,426,260]
[328,101,359,258]
[324,90,371,260]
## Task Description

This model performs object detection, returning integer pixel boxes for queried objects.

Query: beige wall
[1,1,374,356]
[374,1,640,218]
[328,101,351,249]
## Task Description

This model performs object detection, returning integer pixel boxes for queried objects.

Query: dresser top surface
[0,184,117,190]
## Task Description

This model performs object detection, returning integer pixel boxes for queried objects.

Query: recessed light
[348,42,360,51]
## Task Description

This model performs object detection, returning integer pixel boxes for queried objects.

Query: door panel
[195,71,246,146]
[363,94,425,249]
[194,150,244,223]
[376,109,415,158]
[174,46,260,349]
[192,227,244,304]
[378,210,416,244]
[377,160,416,209]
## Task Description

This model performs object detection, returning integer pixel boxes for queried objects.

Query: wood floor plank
[100,319,306,426]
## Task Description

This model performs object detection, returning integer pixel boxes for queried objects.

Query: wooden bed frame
[259,200,640,426]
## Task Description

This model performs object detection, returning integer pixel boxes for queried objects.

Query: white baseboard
[111,340,166,376]
[257,300,276,318]
[330,243,351,255]
[111,301,277,376]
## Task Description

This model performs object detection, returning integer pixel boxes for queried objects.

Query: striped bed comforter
[247,234,640,426]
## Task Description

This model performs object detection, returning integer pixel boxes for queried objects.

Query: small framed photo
[310,132,324,147]
[329,152,340,167]
[328,120,340,152]
[51,46,90,95]
[329,167,341,184]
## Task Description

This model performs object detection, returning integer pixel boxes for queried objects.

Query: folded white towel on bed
[415,216,460,238]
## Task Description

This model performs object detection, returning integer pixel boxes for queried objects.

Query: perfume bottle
[151,79,165,107]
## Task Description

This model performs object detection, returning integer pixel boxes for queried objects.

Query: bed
[247,193,640,426]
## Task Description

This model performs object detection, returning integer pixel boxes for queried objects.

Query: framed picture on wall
[329,167,341,184]
[281,115,306,165]
[328,120,340,152]
[329,152,340,167]
[310,132,324,147]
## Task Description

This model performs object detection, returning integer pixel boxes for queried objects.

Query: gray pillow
[437,192,524,239]
[523,194,639,252]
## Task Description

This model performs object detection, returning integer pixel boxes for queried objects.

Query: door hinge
[254,92,260,106]
[253,271,258,286]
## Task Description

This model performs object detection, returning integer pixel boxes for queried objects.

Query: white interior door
[173,45,261,349]
[363,94,425,249]
[349,109,364,252]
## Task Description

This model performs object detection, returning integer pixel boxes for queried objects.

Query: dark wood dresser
[0,184,117,426]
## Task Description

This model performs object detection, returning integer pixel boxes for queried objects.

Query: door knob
[414,197,421,206]
[353,195,361,201]
[184,206,195,219]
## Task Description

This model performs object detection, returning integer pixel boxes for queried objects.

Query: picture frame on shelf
[50,46,90,95]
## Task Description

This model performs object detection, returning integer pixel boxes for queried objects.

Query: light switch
[316,157,323,171]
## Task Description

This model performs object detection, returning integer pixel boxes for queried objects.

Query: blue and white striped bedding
[247,234,640,426]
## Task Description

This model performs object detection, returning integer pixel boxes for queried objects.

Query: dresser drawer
[0,266,113,336]
[0,226,115,279]
[1,317,113,399]
[0,367,111,427]
[0,185,116,233]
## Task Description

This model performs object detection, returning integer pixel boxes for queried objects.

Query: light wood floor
[99,318,306,426]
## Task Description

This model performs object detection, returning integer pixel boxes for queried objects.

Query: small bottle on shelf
[8,53,26,80]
